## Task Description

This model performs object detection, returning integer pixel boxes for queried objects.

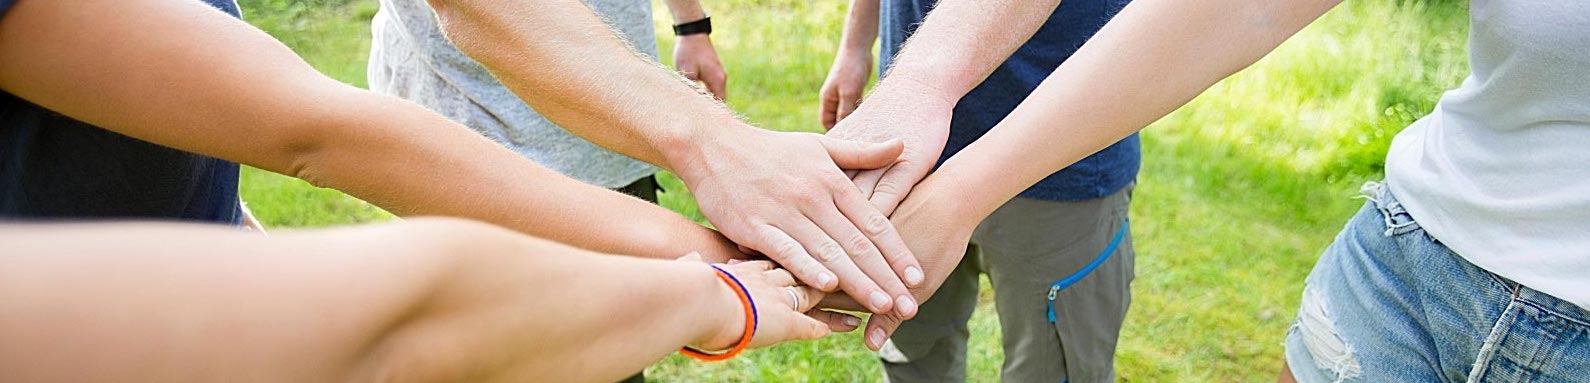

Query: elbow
[256,85,366,189]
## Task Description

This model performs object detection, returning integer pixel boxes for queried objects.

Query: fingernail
[904,266,924,286]
[896,295,917,316]
[843,316,861,327]
[869,291,892,311]
[818,272,835,289]
[869,328,886,347]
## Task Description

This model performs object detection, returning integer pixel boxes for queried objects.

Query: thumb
[817,136,904,170]
[863,312,904,351]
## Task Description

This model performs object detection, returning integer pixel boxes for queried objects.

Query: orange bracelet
[680,264,757,362]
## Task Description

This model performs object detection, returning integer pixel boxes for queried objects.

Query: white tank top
[1385,0,1590,309]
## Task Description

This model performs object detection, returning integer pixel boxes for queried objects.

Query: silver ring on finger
[786,286,803,309]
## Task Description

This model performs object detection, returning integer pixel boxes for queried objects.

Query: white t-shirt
[1386,0,1590,309]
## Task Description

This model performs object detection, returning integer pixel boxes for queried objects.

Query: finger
[863,311,905,351]
[735,244,763,257]
[849,166,891,201]
[794,285,825,312]
[795,314,832,341]
[836,91,861,121]
[754,224,838,291]
[867,160,928,217]
[816,293,866,312]
[806,309,862,332]
[779,219,894,313]
[731,260,775,272]
[819,86,840,130]
[816,135,903,170]
[703,69,727,100]
[809,195,919,318]
[833,183,922,292]
[763,268,797,287]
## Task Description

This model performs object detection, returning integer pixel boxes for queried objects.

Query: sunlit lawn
[237,0,1469,380]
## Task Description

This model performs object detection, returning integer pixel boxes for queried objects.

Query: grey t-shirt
[369,0,658,188]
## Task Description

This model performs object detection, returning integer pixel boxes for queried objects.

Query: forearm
[838,0,880,57]
[0,219,735,383]
[429,0,743,173]
[354,222,738,383]
[875,0,1060,103]
[662,0,707,22]
[300,93,733,260]
[934,0,1342,219]
[0,0,733,260]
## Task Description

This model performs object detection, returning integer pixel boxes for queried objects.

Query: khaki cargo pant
[881,185,1135,383]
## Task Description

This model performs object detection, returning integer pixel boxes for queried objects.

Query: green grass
[234,0,1470,381]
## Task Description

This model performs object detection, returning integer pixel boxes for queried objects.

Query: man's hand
[824,79,955,216]
[674,34,727,99]
[819,49,872,130]
[673,127,924,319]
[814,175,977,350]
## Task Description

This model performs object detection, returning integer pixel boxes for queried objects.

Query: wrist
[687,264,747,351]
[878,61,972,108]
[871,74,957,114]
[660,122,759,188]
[835,44,873,62]
[909,165,996,229]
[924,155,1009,221]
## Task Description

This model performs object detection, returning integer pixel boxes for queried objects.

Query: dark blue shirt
[881,0,1139,201]
[0,0,243,224]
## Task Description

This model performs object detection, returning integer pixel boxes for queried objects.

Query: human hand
[818,48,872,129]
[823,78,955,216]
[687,259,860,350]
[813,178,978,350]
[674,34,727,100]
[672,127,924,319]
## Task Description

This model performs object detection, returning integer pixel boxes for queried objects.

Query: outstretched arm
[0,0,734,261]
[853,0,1346,348]
[427,0,925,318]
[0,219,839,383]
[822,0,1064,216]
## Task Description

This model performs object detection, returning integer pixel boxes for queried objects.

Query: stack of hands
[665,39,969,353]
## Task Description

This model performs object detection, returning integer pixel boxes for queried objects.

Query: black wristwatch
[673,16,712,36]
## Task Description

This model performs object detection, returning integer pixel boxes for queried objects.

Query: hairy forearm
[428,0,742,173]
[838,0,880,55]
[662,0,707,22]
[0,219,734,383]
[877,0,1060,103]
[297,92,732,260]
[0,0,733,260]
[936,0,1342,218]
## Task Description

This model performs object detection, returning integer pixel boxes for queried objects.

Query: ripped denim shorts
[1284,182,1590,383]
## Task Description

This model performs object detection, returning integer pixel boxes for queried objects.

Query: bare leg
[1278,361,1297,383]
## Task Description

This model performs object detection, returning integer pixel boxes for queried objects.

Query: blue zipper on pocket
[1047,218,1129,323]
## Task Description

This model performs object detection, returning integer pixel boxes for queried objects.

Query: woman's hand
[686,260,860,351]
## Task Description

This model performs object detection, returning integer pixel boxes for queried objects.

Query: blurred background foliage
[233,0,1470,380]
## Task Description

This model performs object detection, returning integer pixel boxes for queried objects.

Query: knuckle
[771,239,804,259]
[863,213,891,236]
[814,241,845,263]
[845,234,874,255]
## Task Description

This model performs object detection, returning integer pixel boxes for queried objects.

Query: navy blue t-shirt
[0,0,243,224]
[881,0,1140,201]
